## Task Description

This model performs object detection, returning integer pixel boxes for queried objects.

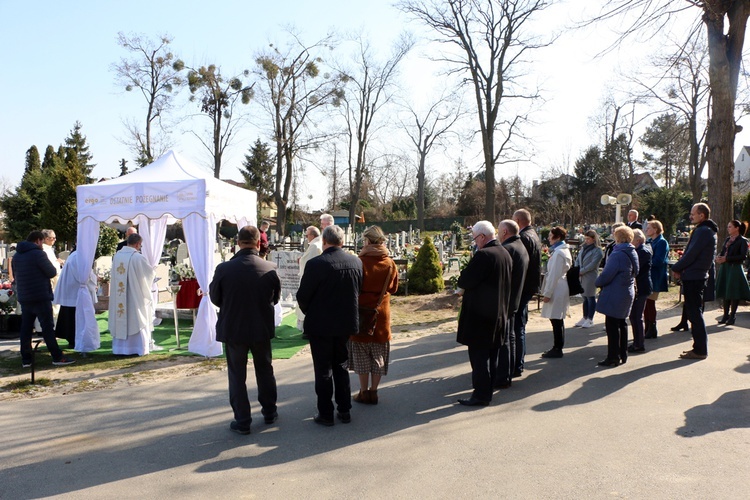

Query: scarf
[359,244,390,258]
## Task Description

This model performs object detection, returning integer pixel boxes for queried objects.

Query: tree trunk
[482,132,495,223]
[703,2,750,242]
[417,151,426,231]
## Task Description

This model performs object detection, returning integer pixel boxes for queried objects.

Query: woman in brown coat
[350,226,398,405]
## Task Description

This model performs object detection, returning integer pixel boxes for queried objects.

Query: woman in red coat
[350,226,398,405]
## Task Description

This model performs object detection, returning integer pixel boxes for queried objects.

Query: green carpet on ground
[95,311,307,359]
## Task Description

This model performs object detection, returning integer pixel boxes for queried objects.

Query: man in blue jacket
[671,203,718,360]
[297,225,362,426]
[12,231,74,367]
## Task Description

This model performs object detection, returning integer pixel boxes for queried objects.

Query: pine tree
[24,146,41,175]
[40,151,85,246]
[41,145,56,172]
[63,121,95,181]
[240,138,275,205]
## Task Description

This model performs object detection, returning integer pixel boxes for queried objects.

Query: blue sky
[1,1,746,210]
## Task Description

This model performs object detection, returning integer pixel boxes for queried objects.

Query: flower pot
[176,279,201,309]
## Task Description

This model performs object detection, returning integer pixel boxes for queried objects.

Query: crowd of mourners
[10,201,747,434]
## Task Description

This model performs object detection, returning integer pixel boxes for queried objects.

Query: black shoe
[627,344,645,353]
[512,370,523,378]
[541,348,563,358]
[336,411,351,423]
[718,315,728,324]
[230,421,251,435]
[726,315,736,326]
[264,411,278,424]
[597,358,620,367]
[313,414,335,426]
[52,356,75,366]
[645,323,658,339]
[457,397,490,407]
[670,323,689,332]
[493,380,512,389]
[22,361,32,368]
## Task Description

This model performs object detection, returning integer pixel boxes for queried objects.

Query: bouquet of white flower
[173,263,196,281]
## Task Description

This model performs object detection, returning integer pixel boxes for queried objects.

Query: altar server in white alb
[109,233,155,355]
[53,248,98,351]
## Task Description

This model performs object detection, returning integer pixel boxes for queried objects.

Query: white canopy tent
[74,150,257,357]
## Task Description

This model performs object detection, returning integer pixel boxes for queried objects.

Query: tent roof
[77,150,256,224]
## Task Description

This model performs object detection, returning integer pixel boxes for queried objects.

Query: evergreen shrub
[407,237,445,294]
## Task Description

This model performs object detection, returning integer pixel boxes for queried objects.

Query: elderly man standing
[210,226,281,435]
[671,203,718,360]
[13,231,74,367]
[456,221,512,406]
[496,219,528,389]
[320,213,334,231]
[627,210,642,230]
[109,233,155,356]
[116,227,138,252]
[297,225,362,426]
[296,226,323,331]
[512,209,541,377]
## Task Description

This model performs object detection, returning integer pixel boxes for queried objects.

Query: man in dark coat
[456,220,512,406]
[12,231,74,367]
[512,209,541,377]
[297,225,363,425]
[627,210,643,230]
[210,225,281,435]
[496,219,529,388]
[671,203,718,360]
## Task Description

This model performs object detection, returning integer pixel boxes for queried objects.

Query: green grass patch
[0,311,308,375]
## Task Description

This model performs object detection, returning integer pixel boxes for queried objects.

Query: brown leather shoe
[353,390,371,404]
[368,389,378,405]
[679,350,707,360]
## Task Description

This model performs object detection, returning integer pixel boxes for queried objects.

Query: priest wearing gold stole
[108,233,155,355]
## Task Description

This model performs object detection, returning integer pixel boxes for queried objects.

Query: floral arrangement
[97,269,111,284]
[0,287,17,315]
[541,246,550,265]
[172,263,196,281]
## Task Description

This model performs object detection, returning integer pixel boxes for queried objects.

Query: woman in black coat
[628,230,652,352]
[714,220,750,325]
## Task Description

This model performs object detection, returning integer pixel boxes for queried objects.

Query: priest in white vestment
[295,226,323,331]
[108,233,155,356]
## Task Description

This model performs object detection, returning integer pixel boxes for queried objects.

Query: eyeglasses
[472,233,484,242]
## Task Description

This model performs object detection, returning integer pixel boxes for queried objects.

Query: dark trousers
[308,335,351,419]
[468,345,495,402]
[55,306,76,348]
[683,279,708,355]
[644,298,657,324]
[514,293,533,373]
[20,300,63,363]
[496,315,515,385]
[551,318,565,349]
[225,339,277,426]
[605,316,629,362]
[629,295,648,348]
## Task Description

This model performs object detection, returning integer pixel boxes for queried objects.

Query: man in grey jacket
[671,203,717,360]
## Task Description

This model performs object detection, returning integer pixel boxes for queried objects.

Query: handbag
[357,261,396,336]
[566,265,584,296]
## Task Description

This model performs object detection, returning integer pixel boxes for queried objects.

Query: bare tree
[254,33,346,236]
[400,92,464,229]
[400,0,552,223]
[592,0,750,240]
[629,33,711,201]
[338,33,414,229]
[113,32,184,166]
[186,65,254,178]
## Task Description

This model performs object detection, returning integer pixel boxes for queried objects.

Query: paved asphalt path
[2,307,749,499]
